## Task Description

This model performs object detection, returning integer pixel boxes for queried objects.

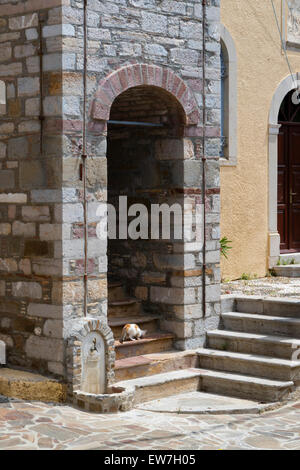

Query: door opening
[106,85,185,354]
[278,90,300,253]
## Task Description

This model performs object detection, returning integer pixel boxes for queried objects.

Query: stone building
[0,0,221,401]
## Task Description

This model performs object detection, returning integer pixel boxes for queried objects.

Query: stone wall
[0,0,221,386]
[0,0,65,379]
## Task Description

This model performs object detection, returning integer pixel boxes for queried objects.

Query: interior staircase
[111,284,300,407]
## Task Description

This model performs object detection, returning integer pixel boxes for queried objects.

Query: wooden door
[289,126,300,250]
[278,123,300,252]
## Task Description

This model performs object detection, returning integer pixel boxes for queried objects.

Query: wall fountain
[68,319,134,413]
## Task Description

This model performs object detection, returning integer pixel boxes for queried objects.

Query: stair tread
[197,348,300,368]
[195,368,294,387]
[115,367,293,388]
[274,264,300,268]
[222,312,300,324]
[109,297,141,306]
[109,315,160,327]
[115,332,174,347]
[115,356,154,369]
[115,349,196,370]
[208,329,300,345]
[116,368,203,388]
[108,281,123,288]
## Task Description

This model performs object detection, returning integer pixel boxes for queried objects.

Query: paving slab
[136,391,276,414]
[0,397,296,449]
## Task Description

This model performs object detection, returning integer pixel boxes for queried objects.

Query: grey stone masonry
[0,0,221,393]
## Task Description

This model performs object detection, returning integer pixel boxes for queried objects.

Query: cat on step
[119,324,147,343]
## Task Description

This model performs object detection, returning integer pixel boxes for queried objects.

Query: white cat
[119,324,147,343]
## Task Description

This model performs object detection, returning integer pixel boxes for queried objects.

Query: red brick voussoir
[91,64,200,126]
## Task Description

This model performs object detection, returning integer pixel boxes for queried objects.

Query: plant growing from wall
[220,236,232,259]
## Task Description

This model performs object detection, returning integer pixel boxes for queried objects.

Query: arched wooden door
[278,90,300,253]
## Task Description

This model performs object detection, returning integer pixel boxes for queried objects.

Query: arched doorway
[278,89,300,252]
[268,73,300,267]
[106,85,186,348]
[88,63,218,358]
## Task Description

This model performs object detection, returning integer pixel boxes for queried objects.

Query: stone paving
[0,395,300,450]
[222,277,300,299]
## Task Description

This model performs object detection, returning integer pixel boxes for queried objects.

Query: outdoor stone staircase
[113,290,300,407]
[108,280,198,384]
[197,296,300,403]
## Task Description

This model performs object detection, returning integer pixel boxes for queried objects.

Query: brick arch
[91,64,200,126]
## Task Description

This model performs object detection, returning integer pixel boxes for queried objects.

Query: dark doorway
[105,85,186,363]
[278,90,300,252]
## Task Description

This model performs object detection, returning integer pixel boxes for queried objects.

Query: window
[220,45,227,158]
[220,25,237,166]
[0,81,6,115]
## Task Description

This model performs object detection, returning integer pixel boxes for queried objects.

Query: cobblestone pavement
[0,396,300,450]
[222,277,300,299]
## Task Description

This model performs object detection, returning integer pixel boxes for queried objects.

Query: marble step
[279,253,300,264]
[115,367,293,404]
[222,312,300,337]
[115,332,174,360]
[115,350,198,381]
[197,348,300,381]
[273,264,300,278]
[232,296,300,318]
[207,329,300,360]
[197,368,293,403]
[115,368,203,404]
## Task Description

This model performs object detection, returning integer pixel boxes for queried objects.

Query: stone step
[197,348,300,381]
[222,312,300,337]
[207,329,300,360]
[115,367,293,404]
[273,264,300,278]
[197,368,293,403]
[115,368,203,404]
[0,367,66,403]
[234,296,300,318]
[115,350,198,381]
[108,298,142,317]
[109,315,160,337]
[279,253,300,264]
[108,282,127,302]
[108,280,123,288]
[115,332,174,360]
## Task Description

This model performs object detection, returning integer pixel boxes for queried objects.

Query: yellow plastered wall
[220,0,300,280]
